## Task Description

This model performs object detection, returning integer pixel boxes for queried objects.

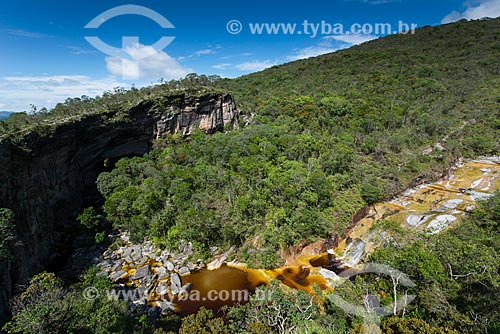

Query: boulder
[173,253,185,262]
[165,261,175,271]
[131,251,142,263]
[179,266,190,275]
[132,265,150,280]
[207,247,234,270]
[97,260,113,271]
[112,260,125,272]
[110,270,128,282]
[170,273,182,289]
[102,249,114,259]
[156,284,169,296]
[170,284,179,295]
[156,267,169,280]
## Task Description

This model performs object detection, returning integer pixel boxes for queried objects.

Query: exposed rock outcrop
[98,235,204,315]
[336,157,500,266]
[0,93,239,318]
[279,157,500,273]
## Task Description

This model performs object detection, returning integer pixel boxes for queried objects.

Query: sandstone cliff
[0,93,238,318]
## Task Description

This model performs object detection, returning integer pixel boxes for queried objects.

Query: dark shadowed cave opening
[46,152,148,275]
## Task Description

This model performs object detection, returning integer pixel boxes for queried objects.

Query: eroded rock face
[154,93,238,136]
[0,93,239,318]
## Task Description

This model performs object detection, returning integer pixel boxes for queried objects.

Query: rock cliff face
[0,93,238,318]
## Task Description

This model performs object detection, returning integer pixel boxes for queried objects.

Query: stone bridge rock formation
[0,93,239,318]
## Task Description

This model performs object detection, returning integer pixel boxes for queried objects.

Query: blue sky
[0,0,499,111]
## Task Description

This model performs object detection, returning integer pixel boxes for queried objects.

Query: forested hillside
[95,18,499,264]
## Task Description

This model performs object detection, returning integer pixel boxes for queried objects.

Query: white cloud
[284,33,377,62]
[212,63,232,70]
[178,46,221,61]
[442,11,463,23]
[194,49,216,56]
[6,29,52,38]
[442,0,500,23]
[323,34,378,45]
[235,60,277,71]
[63,45,97,55]
[105,43,192,80]
[0,75,129,111]
[287,46,338,61]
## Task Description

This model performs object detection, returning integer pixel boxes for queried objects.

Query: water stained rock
[111,270,128,282]
[165,261,174,271]
[132,265,150,280]
[337,157,500,266]
[98,236,345,316]
[170,273,182,291]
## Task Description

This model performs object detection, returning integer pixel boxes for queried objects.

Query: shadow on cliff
[0,93,239,319]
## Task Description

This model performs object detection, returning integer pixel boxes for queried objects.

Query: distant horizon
[0,111,15,121]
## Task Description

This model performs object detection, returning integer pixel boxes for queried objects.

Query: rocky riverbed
[337,157,500,266]
[97,234,343,315]
[97,235,209,314]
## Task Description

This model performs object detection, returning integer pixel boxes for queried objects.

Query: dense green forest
[2,18,500,333]
[95,18,499,265]
[4,193,500,333]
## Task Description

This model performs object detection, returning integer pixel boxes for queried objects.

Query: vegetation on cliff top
[0,74,225,142]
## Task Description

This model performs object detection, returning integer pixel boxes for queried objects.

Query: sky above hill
[0,0,499,111]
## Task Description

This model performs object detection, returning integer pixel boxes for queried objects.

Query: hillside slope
[224,18,500,125]
[222,18,500,170]
[94,18,499,265]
